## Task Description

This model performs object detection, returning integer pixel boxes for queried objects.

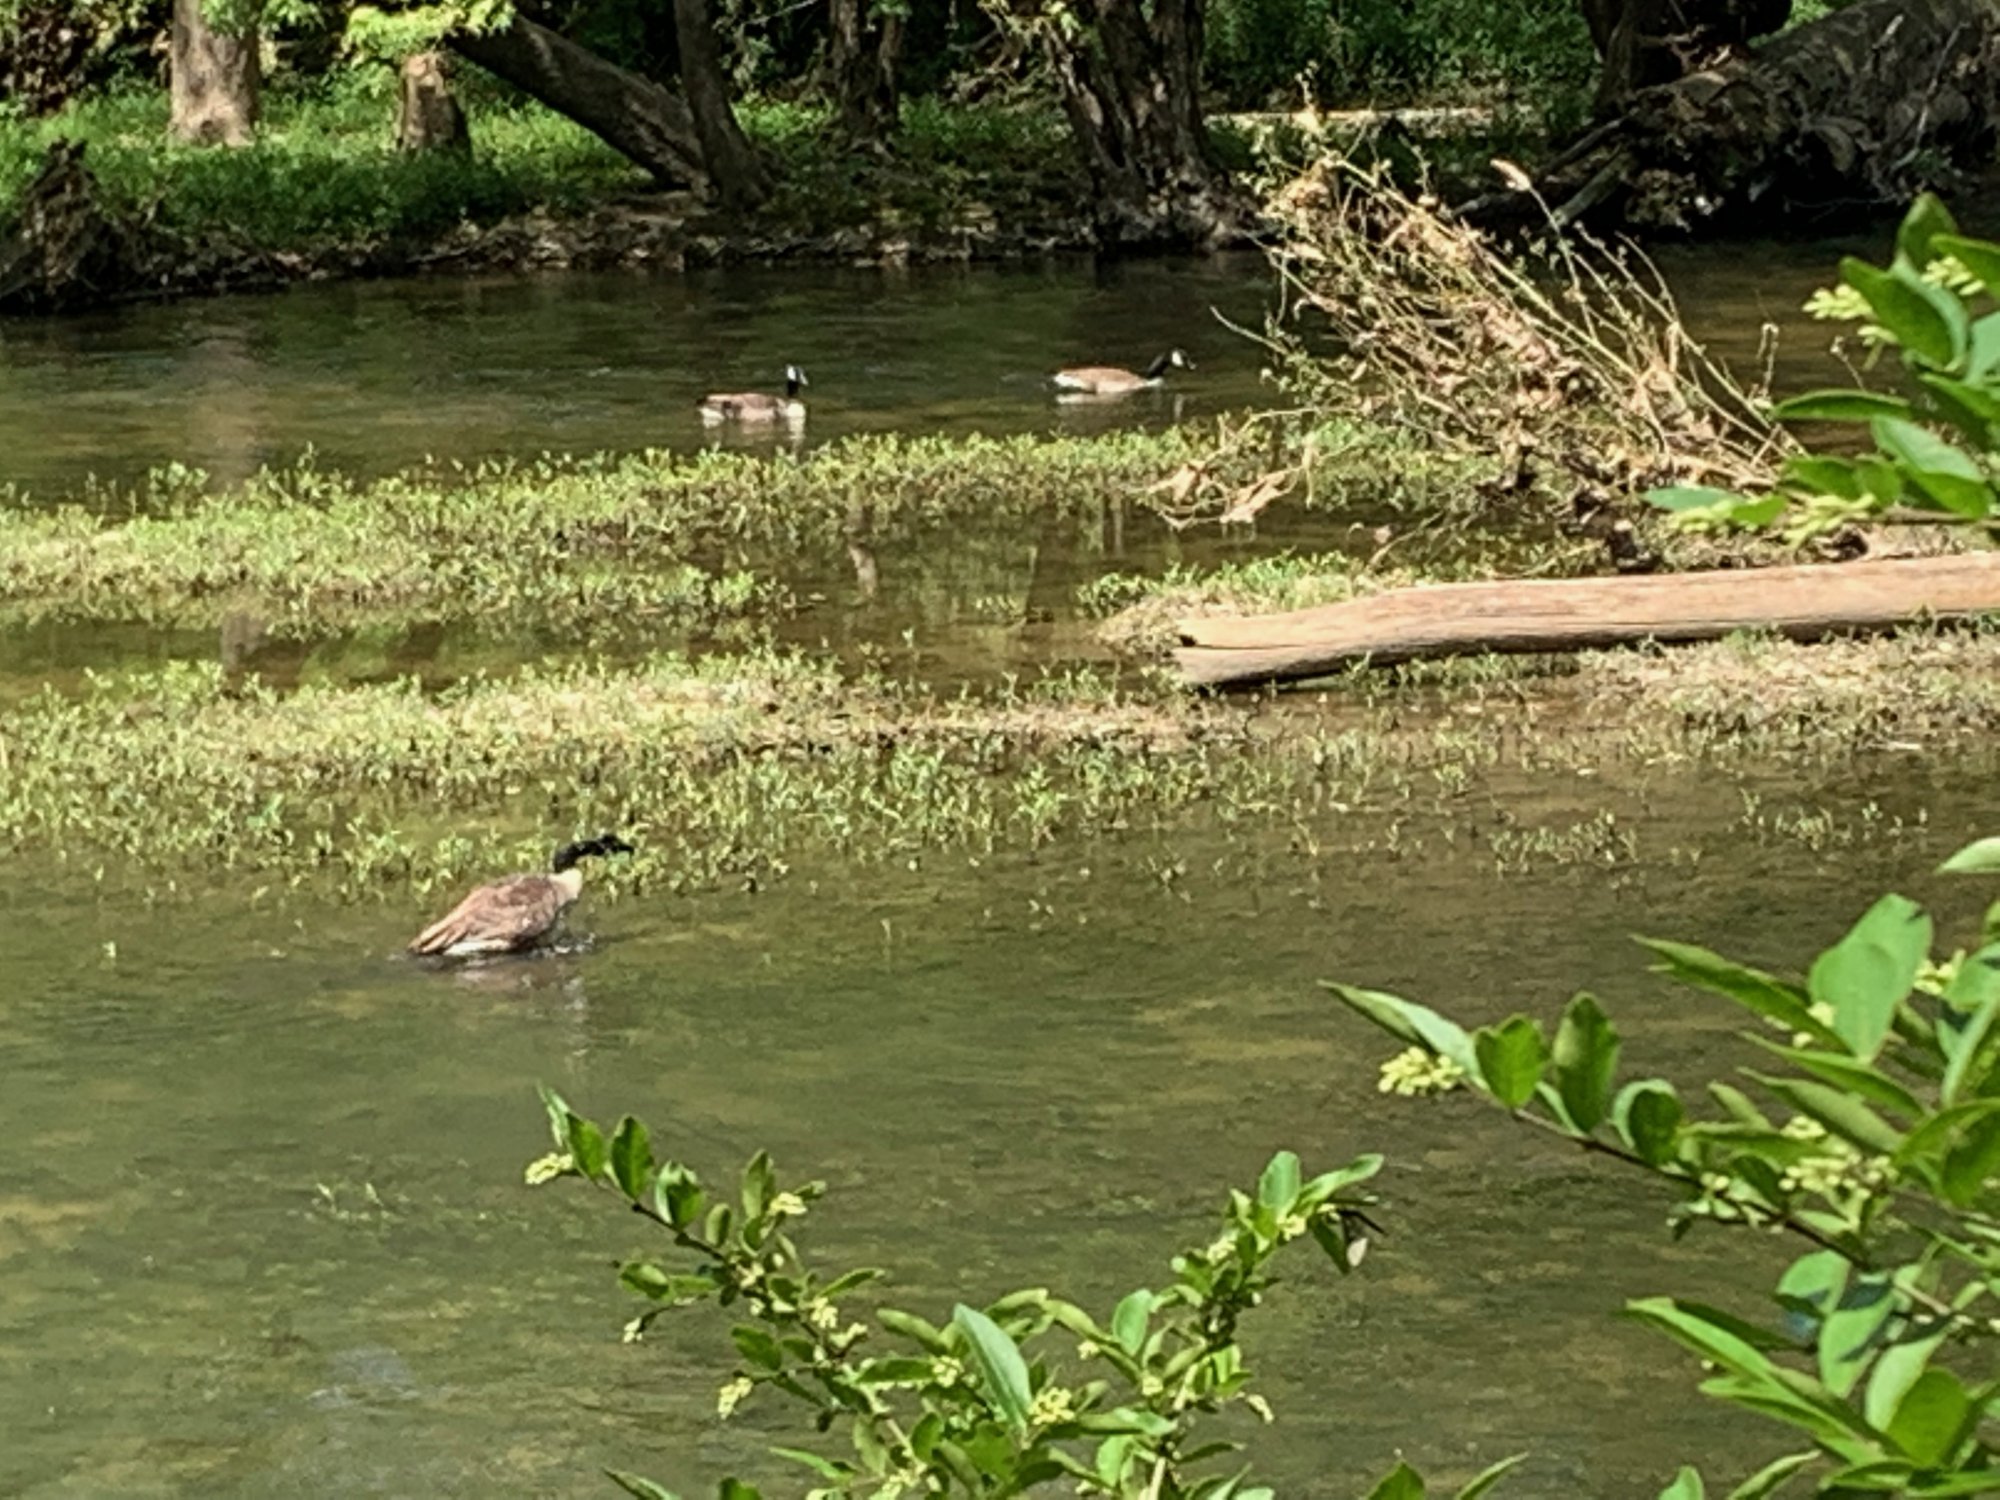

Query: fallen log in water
[1173,553,2000,689]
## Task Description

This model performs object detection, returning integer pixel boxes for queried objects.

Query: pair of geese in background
[694,348,1195,425]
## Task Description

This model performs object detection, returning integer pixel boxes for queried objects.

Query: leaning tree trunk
[1579,0,1790,111]
[450,14,708,188]
[1464,0,2000,236]
[1043,0,1245,248]
[170,0,260,145]
[396,52,472,154]
[669,0,773,209]
[825,0,902,140]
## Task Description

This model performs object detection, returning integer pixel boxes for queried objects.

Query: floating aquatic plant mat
[10,628,2000,894]
[1173,553,2000,688]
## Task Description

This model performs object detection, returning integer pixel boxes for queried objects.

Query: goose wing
[408,873,572,955]
[1052,366,1141,393]
[699,391,782,417]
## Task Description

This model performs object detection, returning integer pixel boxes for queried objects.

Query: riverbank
[0,83,1112,312]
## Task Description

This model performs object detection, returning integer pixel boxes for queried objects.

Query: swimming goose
[1051,349,1193,397]
[699,365,808,425]
[407,834,635,958]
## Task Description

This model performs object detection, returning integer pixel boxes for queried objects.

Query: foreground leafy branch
[1650,194,2000,544]
[527,1091,1522,1499]
[1335,836,2000,1498]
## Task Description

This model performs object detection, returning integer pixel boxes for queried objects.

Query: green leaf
[1843,255,1966,369]
[1888,1368,1973,1468]
[1648,484,1741,512]
[1899,193,1961,268]
[538,1084,574,1151]
[1941,952,2000,1103]
[771,1449,850,1481]
[739,1150,776,1225]
[1941,837,2000,874]
[1110,1290,1152,1356]
[716,1482,762,1500]
[1074,1407,1176,1437]
[1257,1151,1301,1214]
[1941,1109,2000,1205]
[1934,232,2000,301]
[1639,940,1833,1044]
[609,1116,653,1199]
[571,1117,608,1182]
[1658,1468,1705,1500]
[1918,372,2000,447]
[1864,1326,1947,1432]
[1613,1080,1684,1166]
[1322,983,1477,1074]
[877,1307,950,1353]
[851,1356,937,1386]
[1724,1454,1817,1499]
[1781,453,1866,499]
[1453,1455,1527,1499]
[1744,1040,1923,1119]
[1475,1016,1548,1108]
[1755,1076,1904,1155]
[1817,1272,1896,1398]
[1772,388,1914,424]
[1365,1462,1426,1500]
[1554,993,1619,1133]
[652,1165,703,1231]
[1296,1154,1384,1209]
[1808,894,1931,1062]
[605,1473,681,1500]
[1870,416,1993,516]
[731,1325,783,1371]
[952,1303,1034,1433]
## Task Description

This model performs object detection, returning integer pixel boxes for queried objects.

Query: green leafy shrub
[1334,835,2000,1497]
[527,1090,1524,1498]
[1648,195,2000,541]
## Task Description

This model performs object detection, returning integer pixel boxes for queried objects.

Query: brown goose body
[1051,348,1192,398]
[407,834,633,958]
[699,365,808,426]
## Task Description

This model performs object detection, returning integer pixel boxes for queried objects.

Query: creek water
[2,237,1989,1496]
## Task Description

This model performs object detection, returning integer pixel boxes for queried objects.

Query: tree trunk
[826,0,902,139]
[670,0,773,209]
[1580,0,1790,111]
[1172,553,2000,688]
[170,0,260,146]
[1465,0,2000,235]
[449,15,708,189]
[1043,0,1245,248]
[396,52,472,154]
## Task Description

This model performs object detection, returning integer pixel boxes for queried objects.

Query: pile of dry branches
[1254,161,1789,514]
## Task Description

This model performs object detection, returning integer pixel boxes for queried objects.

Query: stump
[396,52,472,155]
[0,141,140,314]
[1173,553,2000,689]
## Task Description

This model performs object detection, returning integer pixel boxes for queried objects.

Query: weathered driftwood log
[1460,0,2000,235]
[1173,553,2000,689]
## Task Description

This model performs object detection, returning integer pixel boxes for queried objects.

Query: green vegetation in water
[8,617,1998,899]
[0,425,1476,632]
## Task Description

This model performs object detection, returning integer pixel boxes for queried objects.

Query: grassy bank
[0,76,1091,280]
